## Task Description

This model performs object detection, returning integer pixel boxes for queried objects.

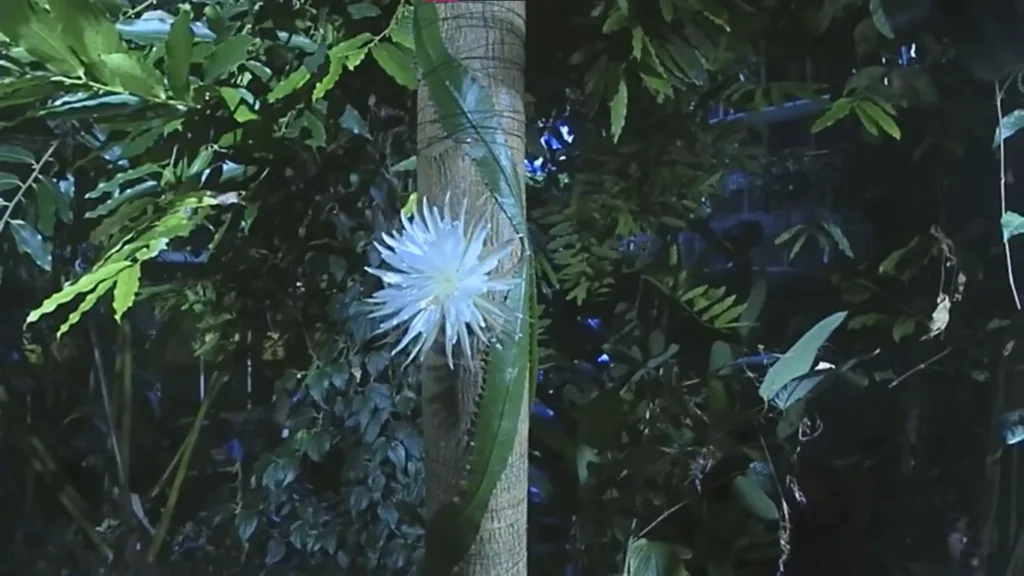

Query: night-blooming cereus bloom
[366,196,515,368]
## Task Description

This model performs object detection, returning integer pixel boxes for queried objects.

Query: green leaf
[868,0,895,38]
[0,172,20,193]
[347,2,382,19]
[26,261,133,326]
[759,311,848,402]
[853,103,880,136]
[811,97,853,132]
[625,538,688,576]
[857,100,901,139]
[265,538,286,564]
[220,87,259,122]
[631,27,644,60]
[111,264,141,323]
[267,67,311,102]
[732,475,779,521]
[994,109,1024,148]
[203,35,254,83]
[0,0,85,75]
[32,177,56,235]
[660,0,675,21]
[57,276,117,339]
[97,53,167,99]
[370,42,418,89]
[389,4,415,49]
[821,221,854,258]
[236,511,257,543]
[49,0,126,62]
[35,176,71,223]
[8,219,51,271]
[164,6,194,101]
[312,33,374,101]
[0,145,35,165]
[390,155,417,172]
[415,3,533,574]
[610,78,628,143]
[1004,211,1024,240]
[892,316,915,342]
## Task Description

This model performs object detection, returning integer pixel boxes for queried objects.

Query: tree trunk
[416,1,528,575]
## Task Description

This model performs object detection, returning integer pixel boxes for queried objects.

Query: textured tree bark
[416,2,528,575]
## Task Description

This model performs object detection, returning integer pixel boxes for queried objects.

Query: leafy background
[2,0,1024,575]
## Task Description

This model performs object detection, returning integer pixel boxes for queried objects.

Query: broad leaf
[811,97,852,132]
[1003,211,1024,240]
[995,109,1024,147]
[0,0,85,75]
[868,0,894,38]
[0,145,35,165]
[8,219,52,271]
[203,35,254,83]
[370,42,417,89]
[164,6,194,100]
[49,0,125,63]
[625,538,691,576]
[97,53,167,99]
[732,475,779,521]
[759,311,848,402]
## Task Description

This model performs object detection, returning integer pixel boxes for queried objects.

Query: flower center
[434,268,460,299]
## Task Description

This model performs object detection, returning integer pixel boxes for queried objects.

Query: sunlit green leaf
[811,97,853,132]
[267,67,310,102]
[857,99,901,139]
[220,86,259,122]
[0,0,85,75]
[203,34,254,83]
[111,264,141,323]
[49,0,126,64]
[26,261,132,326]
[97,52,167,99]
[370,42,417,89]
[312,33,374,101]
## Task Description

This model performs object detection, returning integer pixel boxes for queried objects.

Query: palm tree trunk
[416,1,528,575]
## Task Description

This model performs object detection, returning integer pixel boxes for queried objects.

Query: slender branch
[89,323,127,487]
[0,141,59,235]
[147,378,222,561]
[996,81,1022,310]
[888,347,951,388]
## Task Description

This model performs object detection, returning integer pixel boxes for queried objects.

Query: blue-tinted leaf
[995,109,1024,147]
[759,311,847,403]
[1002,211,1024,241]
[8,219,52,271]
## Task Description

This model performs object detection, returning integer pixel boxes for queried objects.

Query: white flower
[366,196,516,368]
